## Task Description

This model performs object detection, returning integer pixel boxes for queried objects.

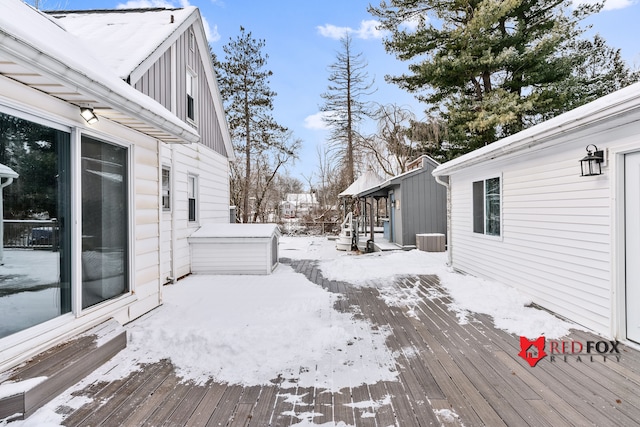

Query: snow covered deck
[12,238,640,426]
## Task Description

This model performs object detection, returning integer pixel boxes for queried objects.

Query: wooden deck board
[106,359,175,426]
[312,387,333,425]
[269,388,295,427]
[43,259,640,427]
[246,386,278,427]
[184,382,227,427]
[141,380,193,427]
[331,387,355,426]
[204,384,244,427]
[162,381,212,427]
[122,364,181,426]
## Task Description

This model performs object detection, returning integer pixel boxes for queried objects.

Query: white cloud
[202,16,220,42]
[573,0,636,11]
[304,112,331,130]
[355,19,386,39]
[401,14,426,32]
[317,19,387,40]
[317,23,350,40]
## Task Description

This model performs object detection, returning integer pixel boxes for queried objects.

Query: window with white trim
[473,177,501,236]
[162,167,171,211]
[186,70,196,122]
[188,174,198,222]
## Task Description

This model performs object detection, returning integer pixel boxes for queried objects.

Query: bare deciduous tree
[320,33,374,186]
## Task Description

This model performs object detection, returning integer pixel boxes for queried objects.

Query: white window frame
[472,175,502,238]
[186,68,197,124]
[188,174,198,223]
[162,166,171,211]
[189,30,195,52]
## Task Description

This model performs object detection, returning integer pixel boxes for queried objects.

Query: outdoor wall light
[80,106,99,125]
[580,144,604,176]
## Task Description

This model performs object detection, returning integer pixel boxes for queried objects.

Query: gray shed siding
[133,26,228,157]
[399,163,447,246]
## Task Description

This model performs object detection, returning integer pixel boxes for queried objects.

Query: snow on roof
[49,8,195,79]
[0,0,199,143]
[433,82,640,176]
[338,170,384,197]
[285,193,318,204]
[190,223,281,238]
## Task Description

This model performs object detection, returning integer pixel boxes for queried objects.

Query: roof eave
[0,29,199,144]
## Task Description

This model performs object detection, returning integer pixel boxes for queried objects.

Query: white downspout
[169,44,178,284]
[434,175,452,267]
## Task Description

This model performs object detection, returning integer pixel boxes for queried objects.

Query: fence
[280,221,340,235]
[3,220,59,250]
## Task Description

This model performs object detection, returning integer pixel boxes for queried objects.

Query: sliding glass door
[81,136,128,309]
[0,112,71,338]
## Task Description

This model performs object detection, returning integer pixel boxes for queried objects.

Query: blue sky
[30,0,640,187]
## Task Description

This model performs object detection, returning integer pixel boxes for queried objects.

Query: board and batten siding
[133,49,172,110]
[400,164,447,246]
[132,26,228,157]
[449,139,611,335]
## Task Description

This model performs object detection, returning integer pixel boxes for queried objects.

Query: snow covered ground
[3,235,581,426]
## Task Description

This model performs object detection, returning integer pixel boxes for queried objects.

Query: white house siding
[0,78,164,370]
[161,143,230,280]
[449,132,613,335]
[190,239,270,275]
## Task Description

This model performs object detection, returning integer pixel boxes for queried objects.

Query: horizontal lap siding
[162,143,230,279]
[191,242,268,274]
[133,140,161,318]
[134,26,231,281]
[450,141,611,334]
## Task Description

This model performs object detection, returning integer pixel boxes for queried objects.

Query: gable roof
[433,82,640,176]
[357,155,440,198]
[48,8,195,80]
[50,7,234,160]
[0,0,199,144]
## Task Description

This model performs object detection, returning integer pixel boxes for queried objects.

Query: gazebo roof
[338,170,384,198]
[0,163,18,179]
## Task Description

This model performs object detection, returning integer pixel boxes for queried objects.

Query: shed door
[625,151,640,343]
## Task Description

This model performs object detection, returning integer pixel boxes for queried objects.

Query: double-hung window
[473,177,501,236]
[188,174,198,222]
[162,167,171,211]
[186,70,196,122]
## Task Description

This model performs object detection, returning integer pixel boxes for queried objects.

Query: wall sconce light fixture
[80,106,99,125]
[580,144,604,176]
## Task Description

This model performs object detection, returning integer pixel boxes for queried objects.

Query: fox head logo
[518,336,547,367]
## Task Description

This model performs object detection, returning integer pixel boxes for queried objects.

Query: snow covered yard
[5,235,631,427]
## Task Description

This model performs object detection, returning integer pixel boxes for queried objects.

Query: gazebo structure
[0,163,18,264]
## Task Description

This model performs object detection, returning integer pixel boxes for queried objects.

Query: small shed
[188,223,280,275]
[358,156,447,247]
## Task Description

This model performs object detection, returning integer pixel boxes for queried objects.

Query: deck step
[0,319,126,421]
